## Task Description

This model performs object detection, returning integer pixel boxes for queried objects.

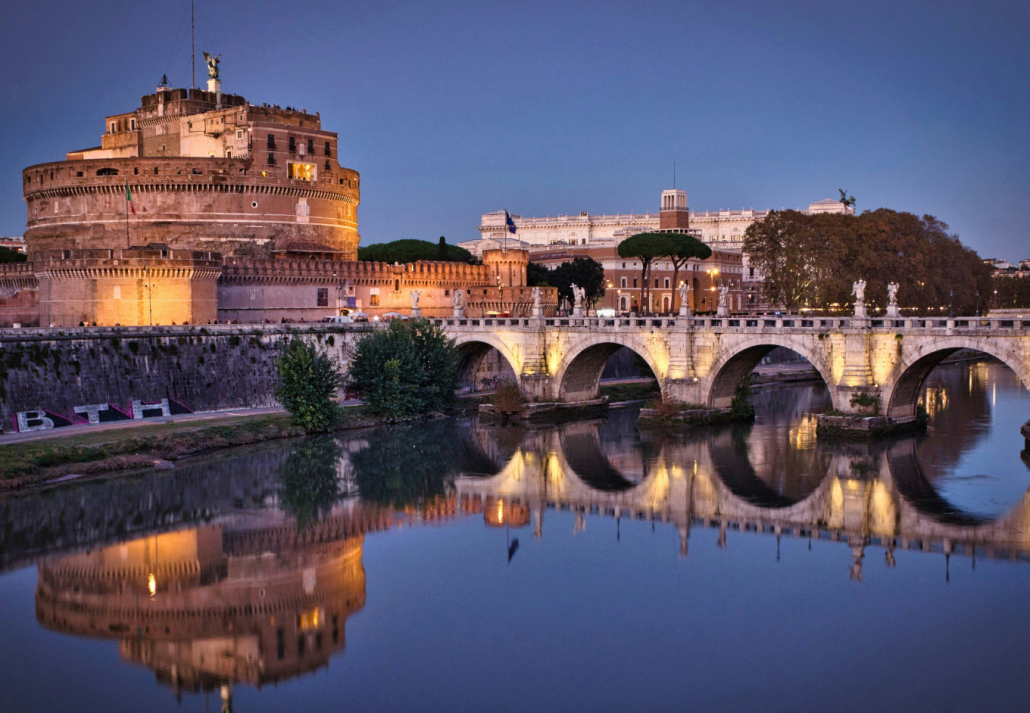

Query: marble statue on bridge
[572,284,585,317]
[716,284,730,317]
[531,286,543,318]
[678,282,691,317]
[886,282,900,318]
[410,290,421,318]
[452,288,465,318]
[853,279,868,318]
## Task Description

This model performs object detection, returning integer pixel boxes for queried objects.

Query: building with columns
[459,190,854,313]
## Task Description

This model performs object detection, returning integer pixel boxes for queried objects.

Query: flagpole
[125,178,130,249]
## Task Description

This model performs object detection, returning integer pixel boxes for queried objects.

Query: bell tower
[659,189,690,231]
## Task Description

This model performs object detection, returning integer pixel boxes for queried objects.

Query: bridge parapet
[438,315,1030,417]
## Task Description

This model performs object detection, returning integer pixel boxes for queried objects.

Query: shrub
[731,375,756,418]
[275,338,343,432]
[348,319,459,420]
[850,392,881,413]
[492,379,524,424]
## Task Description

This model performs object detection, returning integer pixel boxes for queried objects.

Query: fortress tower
[22,79,360,262]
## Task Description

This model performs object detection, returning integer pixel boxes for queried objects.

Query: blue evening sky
[0,0,1026,260]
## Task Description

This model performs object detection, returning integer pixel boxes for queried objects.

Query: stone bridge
[434,315,1030,417]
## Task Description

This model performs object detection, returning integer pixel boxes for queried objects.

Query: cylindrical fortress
[22,156,359,261]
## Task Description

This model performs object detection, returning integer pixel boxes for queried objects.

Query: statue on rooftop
[852,279,866,303]
[203,52,221,81]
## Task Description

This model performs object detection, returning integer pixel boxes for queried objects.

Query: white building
[459,191,855,312]
[460,193,854,256]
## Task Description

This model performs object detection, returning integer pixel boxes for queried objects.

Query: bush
[492,379,524,424]
[731,375,756,418]
[275,338,343,432]
[850,392,881,413]
[348,319,459,420]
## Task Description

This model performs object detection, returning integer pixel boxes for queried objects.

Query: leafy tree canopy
[527,261,551,287]
[358,238,476,264]
[0,247,26,264]
[348,319,459,420]
[536,257,607,307]
[275,339,342,433]
[743,209,992,315]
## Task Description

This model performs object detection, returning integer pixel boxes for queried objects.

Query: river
[0,360,1027,712]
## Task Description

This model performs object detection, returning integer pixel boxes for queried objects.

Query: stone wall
[0,324,366,430]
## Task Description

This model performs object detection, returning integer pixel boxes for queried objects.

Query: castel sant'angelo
[2,59,549,326]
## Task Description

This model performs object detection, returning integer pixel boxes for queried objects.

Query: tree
[527,261,551,286]
[547,257,607,311]
[275,339,343,433]
[348,318,459,419]
[743,208,992,315]
[0,247,26,264]
[991,274,1030,310]
[491,379,524,424]
[665,235,712,314]
[742,210,840,312]
[358,239,476,264]
[618,233,679,314]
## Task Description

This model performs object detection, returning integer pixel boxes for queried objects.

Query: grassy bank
[599,380,660,402]
[0,410,380,491]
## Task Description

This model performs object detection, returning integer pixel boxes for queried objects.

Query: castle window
[317,288,329,307]
[287,162,315,181]
[267,134,276,149]
[288,136,296,153]
[369,293,380,306]
[267,153,276,166]
[110,122,116,133]
[154,167,159,175]
[325,160,330,172]
[664,278,670,288]
[307,138,314,154]
[236,129,244,140]
[133,167,138,175]
[633,279,637,288]
[324,141,331,157]
[620,277,627,288]
[96,168,119,176]
[130,118,136,130]
[76,171,83,177]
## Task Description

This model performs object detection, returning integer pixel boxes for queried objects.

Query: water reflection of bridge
[455,418,1030,576]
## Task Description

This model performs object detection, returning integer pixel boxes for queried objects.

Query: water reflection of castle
[455,413,1030,579]
[35,505,391,698]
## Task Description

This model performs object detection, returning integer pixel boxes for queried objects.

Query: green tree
[527,261,551,286]
[665,235,712,314]
[0,247,26,264]
[547,257,607,310]
[348,319,459,419]
[358,239,476,264]
[617,232,679,314]
[275,339,342,433]
[991,274,1030,310]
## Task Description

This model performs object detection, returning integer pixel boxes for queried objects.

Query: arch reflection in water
[34,505,389,697]
[456,411,1030,574]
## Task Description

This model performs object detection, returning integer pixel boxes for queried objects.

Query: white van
[321,315,353,324]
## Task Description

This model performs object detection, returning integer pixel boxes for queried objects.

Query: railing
[427,315,1030,333]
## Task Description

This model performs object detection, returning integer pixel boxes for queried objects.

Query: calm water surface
[0,360,1028,712]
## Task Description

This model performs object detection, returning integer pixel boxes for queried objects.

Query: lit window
[288,162,316,181]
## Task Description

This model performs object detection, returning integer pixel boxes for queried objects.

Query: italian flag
[125,180,136,215]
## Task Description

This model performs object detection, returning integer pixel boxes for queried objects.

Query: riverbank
[0,408,381,491]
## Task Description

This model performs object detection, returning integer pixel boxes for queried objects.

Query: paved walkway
[0,399,362,446]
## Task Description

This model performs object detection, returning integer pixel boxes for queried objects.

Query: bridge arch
[700,335,839,410]
[552,336,665,403]
[451,334,521,392]
[881,338,1030,420]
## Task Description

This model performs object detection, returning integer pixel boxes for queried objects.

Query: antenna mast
[673,161,676,189]
[191,0,195,89]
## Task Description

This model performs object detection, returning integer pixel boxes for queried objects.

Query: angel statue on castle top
[203,52,221,80]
